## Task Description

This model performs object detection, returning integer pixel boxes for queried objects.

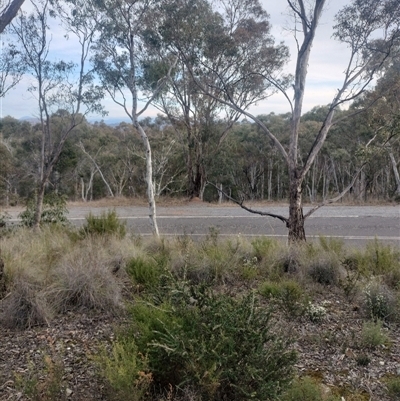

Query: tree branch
[0,0,25,34]
[207,181,289,225]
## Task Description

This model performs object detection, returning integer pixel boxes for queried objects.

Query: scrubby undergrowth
[0,218,400,400]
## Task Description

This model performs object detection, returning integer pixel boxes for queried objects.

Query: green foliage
[79,209,126,238]
[365,239,400,276]
[15,353,65,401]
[126,256,162,289]
[306,302,328,323]
[0,211,10,227]
[259,279,307,318]
[251,237,277,260]
[385,376,400,399]
[356,354,371,366]
[128,286,296,400]
[19,193,68,227]
[361,320,388,349]
[97,338,152,401]
[318,236,345,256]
[362,282,397,321]
[280,376,340,401]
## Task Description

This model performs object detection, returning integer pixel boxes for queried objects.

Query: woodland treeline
[0,0,400,240]
[1,94,399,206]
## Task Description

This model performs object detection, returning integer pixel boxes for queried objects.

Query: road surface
[6,203,398,246]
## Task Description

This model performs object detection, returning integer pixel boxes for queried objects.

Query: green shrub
[361,320,388,349]
[356,353,371,366]
[126,256,162,289]
[19,193,68,227]
[318,236,345,256]
[365,239,400,276]
[281,376,340,401]
[129,287,296,400]
[79,210,126,238]
[362,282,397,321]
[97,338,151,401]
[15,353,65,401]
[259,279,307,318]
[251,237,277,260]
[385,376,400,399]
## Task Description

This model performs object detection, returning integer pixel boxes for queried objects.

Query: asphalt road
[5,203,399,246]
[52,203,400,246]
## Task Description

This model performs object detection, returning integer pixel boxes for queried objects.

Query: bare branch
[208,181,289,225]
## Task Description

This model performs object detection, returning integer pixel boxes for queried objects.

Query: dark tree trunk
[33,182,45,230]
[287,173,306,242]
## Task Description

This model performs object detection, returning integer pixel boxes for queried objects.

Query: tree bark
[135,122,159,236]
[388,151,400,195]
[0,0,25,33]
[33,182,45,230]
[287,172,306,242]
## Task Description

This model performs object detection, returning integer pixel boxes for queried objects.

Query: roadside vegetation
[0,211,400,400]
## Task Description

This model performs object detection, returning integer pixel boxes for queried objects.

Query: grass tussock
[0,273,52,328]
[47,243,124,313]
[1,225,400,399]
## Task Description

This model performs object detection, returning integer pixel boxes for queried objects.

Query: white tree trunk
[136,124,159,236]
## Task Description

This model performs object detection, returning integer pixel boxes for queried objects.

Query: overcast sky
[1,0,352,122]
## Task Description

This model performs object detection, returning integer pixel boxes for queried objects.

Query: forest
[0,0,399,240]
[1,101,400,205]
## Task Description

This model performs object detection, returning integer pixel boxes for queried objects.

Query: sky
[0,0,352,122]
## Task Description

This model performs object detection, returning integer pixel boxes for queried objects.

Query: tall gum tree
[166,0,400,242]
[91,0,178,236]
[151,0,289,200]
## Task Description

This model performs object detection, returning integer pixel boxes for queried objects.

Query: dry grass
[0,227,147,327]
[0,272,52,328]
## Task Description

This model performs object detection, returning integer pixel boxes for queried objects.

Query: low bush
[308,254,340,286]
[79,210,126,238]
[280,376,340,401]
[15,353,65,401]
[364,239,400,276]
[360,320,388,349]
[127,285,297,400]
[97,338,152,401]
[385,376,400,399]
[126,256,162,289]
[362,281,397,321]
[259,279,307,318]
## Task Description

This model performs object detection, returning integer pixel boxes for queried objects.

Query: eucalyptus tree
[91,0,178,236]
[0,37,24,98]
[361,59,400,197]
[170,0,400,241]
[150,0,288,200]
[11,0,104,228]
